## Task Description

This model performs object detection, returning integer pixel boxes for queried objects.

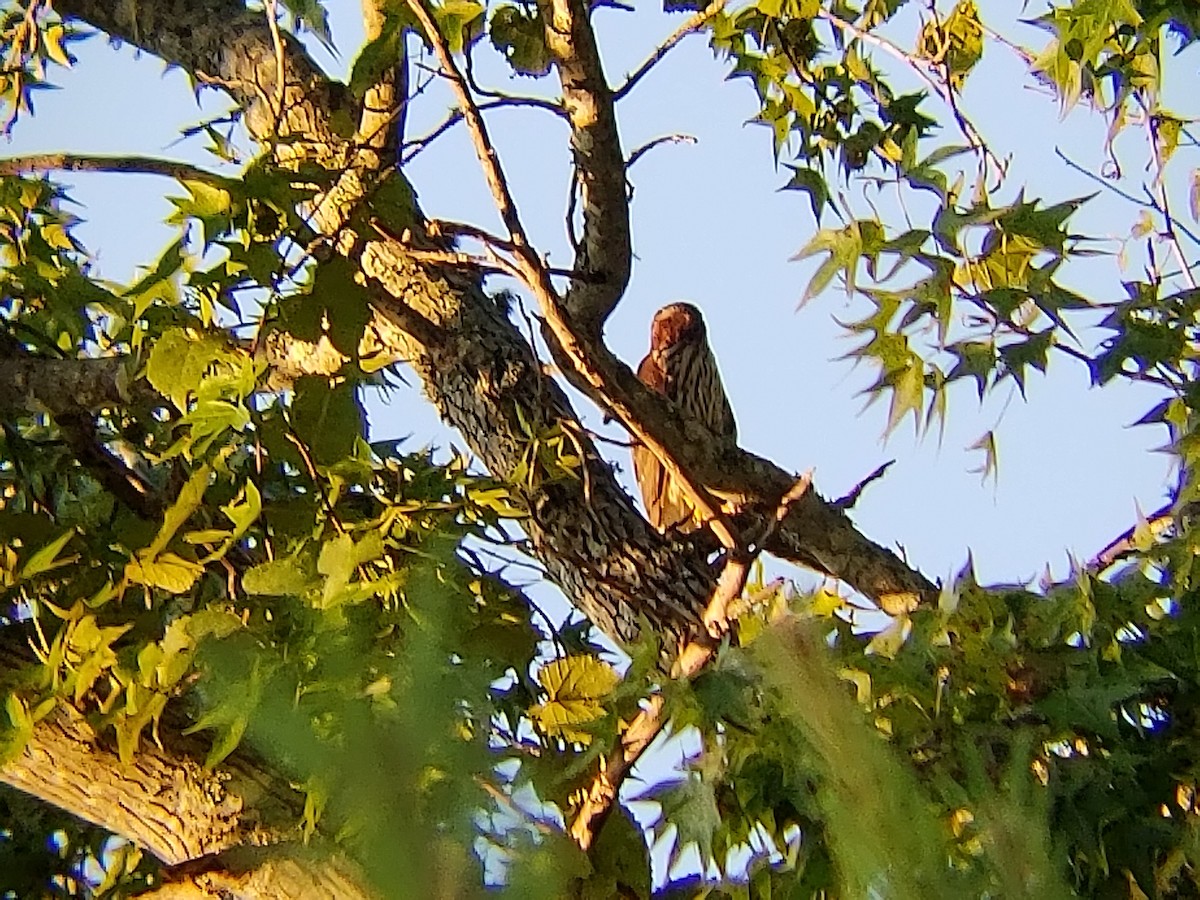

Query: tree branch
[0,153,228,182]
[569,475,812,850]
[539,0,631,330]
[0,634,300,867]
[55,0,348,159]
[50,0,933,640]
[403,0,532,250]
[613,0,728,101]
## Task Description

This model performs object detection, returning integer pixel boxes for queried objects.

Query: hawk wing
[633,350,692,532]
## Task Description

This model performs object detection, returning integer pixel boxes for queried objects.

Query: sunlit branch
[1088,502,1173,573]
[569,475,812,851]
[396,10,529,247]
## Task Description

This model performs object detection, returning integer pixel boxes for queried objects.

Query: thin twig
[1054,148,1150,208]
[263,0,288,134]
[627,133,697,169]
[477,777,557,836]
[832,462,893,510]
[1088,502,1172,573]
[614,0,730,101]
[401,108,464,164]
[818,9,1005,183]
[399,4,529,246]
[1140,96,1199,288]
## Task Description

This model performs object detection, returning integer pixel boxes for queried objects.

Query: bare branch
[613,0,729,101]
[1140,96,1200,288]
[566,476,807,852]
[404,0,532,249]
[1088,502,1173,573]
[833,460,894,511]
[627,133,697,169]
[401,97,565,165]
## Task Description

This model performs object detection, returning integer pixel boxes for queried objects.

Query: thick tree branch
[56,0,347,160]
[150,851,374,900]
[0,10,943,887]
[0,355,133,416]
[0,636,301,867]
[0,153,227,182]
[538,0,631,330]
[394,9,746,556]
[0,632,374,899]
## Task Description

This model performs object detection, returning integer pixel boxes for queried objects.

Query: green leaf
[490,6,552,77]
[310,256,372,356]
[349,13,408,99]
[433,0,486,55]
[290,378,364,467]
[653,774,721,863]
[917,0,983,90]
[1154,113,1183,164]
[145,465,211,559]
[243,556,314,596]
[591,808,652,900]
[317,530,384,608]
[126,552,204,594]
[782,165,830,222]
[145,329,230,411]
[529,654,620,744]
[280,0,335,52]
[793,220,878,305]
[18,530,74,580]
[168,180,233,247]
[967,429,999,486]
[0,695,36,764]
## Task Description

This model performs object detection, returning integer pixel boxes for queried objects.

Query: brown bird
[633,302,737,533]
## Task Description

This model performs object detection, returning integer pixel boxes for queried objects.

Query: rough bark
[0,356,133,417]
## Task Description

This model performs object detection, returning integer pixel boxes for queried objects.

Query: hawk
[633,302,737,533]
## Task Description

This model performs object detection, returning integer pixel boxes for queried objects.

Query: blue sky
[10,3,1193,618]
